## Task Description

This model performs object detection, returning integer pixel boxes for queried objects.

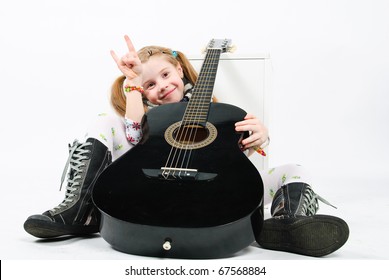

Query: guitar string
[163,46,222,178]
[172,48,216,177]
[181,48,219,173]
[160,50,210,178]
[162,48,214,178]
[166,47,221,178]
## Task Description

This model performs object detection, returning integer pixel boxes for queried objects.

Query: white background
[0,0,388,270]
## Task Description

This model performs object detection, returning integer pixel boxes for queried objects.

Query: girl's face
[141,56,185,105]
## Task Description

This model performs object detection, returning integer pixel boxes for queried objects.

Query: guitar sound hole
[173,125,208,144]
[164,121,217,150]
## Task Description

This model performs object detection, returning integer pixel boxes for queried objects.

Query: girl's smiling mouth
[161,87,176,99]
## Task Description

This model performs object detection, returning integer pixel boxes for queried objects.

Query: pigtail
[110,75,126,117]
[175,51,198,86]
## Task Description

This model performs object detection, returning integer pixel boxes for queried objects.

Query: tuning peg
[228,44,237,53]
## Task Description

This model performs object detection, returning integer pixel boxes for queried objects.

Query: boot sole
[257,215,349,257]
[24,218,99,238]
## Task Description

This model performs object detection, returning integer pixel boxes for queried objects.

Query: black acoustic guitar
[92,39,264,259]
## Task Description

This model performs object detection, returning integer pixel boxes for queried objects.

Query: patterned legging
[84,113,312,209]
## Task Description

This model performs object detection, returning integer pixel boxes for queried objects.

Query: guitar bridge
[142,168,217,181]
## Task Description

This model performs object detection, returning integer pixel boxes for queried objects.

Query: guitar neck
[183,48,222,125]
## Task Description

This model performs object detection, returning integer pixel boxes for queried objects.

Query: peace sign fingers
[110,49,121,66]
[111,35,143,82]
[124,34,136,53]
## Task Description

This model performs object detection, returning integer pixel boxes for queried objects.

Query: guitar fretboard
[182,48,222,125]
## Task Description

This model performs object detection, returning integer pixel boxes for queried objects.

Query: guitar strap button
[163,239,172,251]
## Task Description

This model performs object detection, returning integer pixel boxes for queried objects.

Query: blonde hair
[110,45,217,117]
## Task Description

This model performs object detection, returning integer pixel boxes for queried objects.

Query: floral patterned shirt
[124,117,142,145]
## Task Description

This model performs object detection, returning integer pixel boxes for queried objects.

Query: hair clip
[172,50,178,58]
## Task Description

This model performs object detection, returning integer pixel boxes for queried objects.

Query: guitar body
[93,102,264,259]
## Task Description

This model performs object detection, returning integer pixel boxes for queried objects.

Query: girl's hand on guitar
[235,113,269,151]
[110,35,143,85]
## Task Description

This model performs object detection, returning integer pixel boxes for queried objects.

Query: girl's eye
[146,83,155,89]
[163,72,169,77]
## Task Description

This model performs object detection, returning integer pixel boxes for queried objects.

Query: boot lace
[50,140,92,213]
[301,185,337,216]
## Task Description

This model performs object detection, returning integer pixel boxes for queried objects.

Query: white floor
[1,164,388,279]
[2,171,388,261]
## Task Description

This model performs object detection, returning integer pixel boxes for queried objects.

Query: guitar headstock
[202,39,235,54]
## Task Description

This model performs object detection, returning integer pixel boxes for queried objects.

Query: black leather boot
[257,182,349,257]
[24,138,112,238]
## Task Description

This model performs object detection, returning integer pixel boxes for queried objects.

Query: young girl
[24,35,349,257]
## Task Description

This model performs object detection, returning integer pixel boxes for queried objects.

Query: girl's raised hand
[111,35,143,83]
